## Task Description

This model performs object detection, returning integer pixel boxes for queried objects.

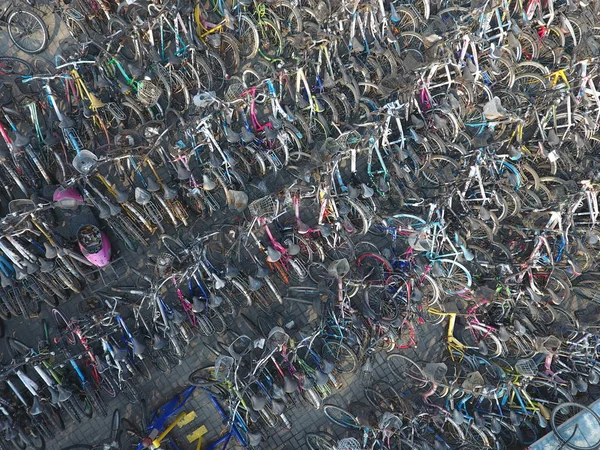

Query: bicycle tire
[188,365,219,386]
[302,387,322,410]
[550,402,600,450]
[306,432,336,450]
[60,398,81,424]
[459,324,503,358]
[7,9,48,54]
[6,337,31,360]
[53,308,76,345]
[85,385,108,417]
[235,14,259,59]
[149,349,172,374]
[386,354,428,389]
[321,341,358,374]
[322,404,360,428]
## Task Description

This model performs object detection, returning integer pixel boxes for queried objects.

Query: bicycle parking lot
[1,0,600,449]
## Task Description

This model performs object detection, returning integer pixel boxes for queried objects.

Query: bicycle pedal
[186,425,208,445]
[177,411,197,427]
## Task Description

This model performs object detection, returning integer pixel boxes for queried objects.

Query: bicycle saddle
[96,201,111,220]
[14,265,27,281]
[318,224,331,237]
[57,384,72,402]
[146,176,161,193]
[46,130,62,146]
[192,296,206,313]
[106,199,122,216]
[247,276,262,292]
[172,309,185,325]
[224,263,239,280]
[248,431,262,446]
[250,393,268,412]
[126,62,145,80]
[337,199,350,215]
[29,396,43,416]
[152,333,167,351]
[255,264,270,279]
[13,131,31,148]
[58,115,76,129]
[165,49,182,67]
[225,126,241,143]
[48,386,61,405]
[321,360,335,374]
[133,336,147,356]
[283,375,298,393]
[114,183,131,204]
[296,219,310,234]
[209,293,223,307]
[271,399,286,415]
[0,271,12,288]
[162,183,178,201]
[285,241,300,256]
[266,246,281,263]
[361,183,374,198]
[301,375,315,390]
[348,402,376,426]
[315,369,329,386]
[134,187,152,205]
[268,115,283,130]
[4,425,16,441]
[271,383,286,400]
[240,127,255,144]
[202,174,216,191]
[112,346,128,362]
[176,164,191,181]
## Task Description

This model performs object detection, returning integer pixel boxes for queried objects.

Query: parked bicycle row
[0,0,599,447]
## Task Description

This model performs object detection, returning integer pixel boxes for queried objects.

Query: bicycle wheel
[7,9,48,54]
[188,365,219,386]
[52,308,76,345]
[257,19,283,60]
[306,433,336,450]
[84,385,107,417]
[0,56,32,76]
[149,349,172,374]
[235,15,259,58]
[459,324,503,358]
[364,381,412,416]
[321,341,358,374]
[551,402,600,450]
[386,354,428,389]
[323,405,360,428]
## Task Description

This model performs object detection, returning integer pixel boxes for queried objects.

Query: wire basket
[248,195,278,221]
[225,82,246,103]
[136,80,162,107]
[535,335,561,353]
[461,371,485,391]
[515,358,538,376]
[337,438,361,450]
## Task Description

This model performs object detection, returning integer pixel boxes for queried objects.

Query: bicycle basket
[214,355,234,381]
[423,362,447,383]
[224,82,246,103]
[337,438,361,450]
[535,335,561,354]
[461,371,485,391]
[248,195,278,221]
[515,358,538,376]
[136,80,162,107]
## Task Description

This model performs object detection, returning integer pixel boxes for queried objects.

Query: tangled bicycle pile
[0,0,600,447]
